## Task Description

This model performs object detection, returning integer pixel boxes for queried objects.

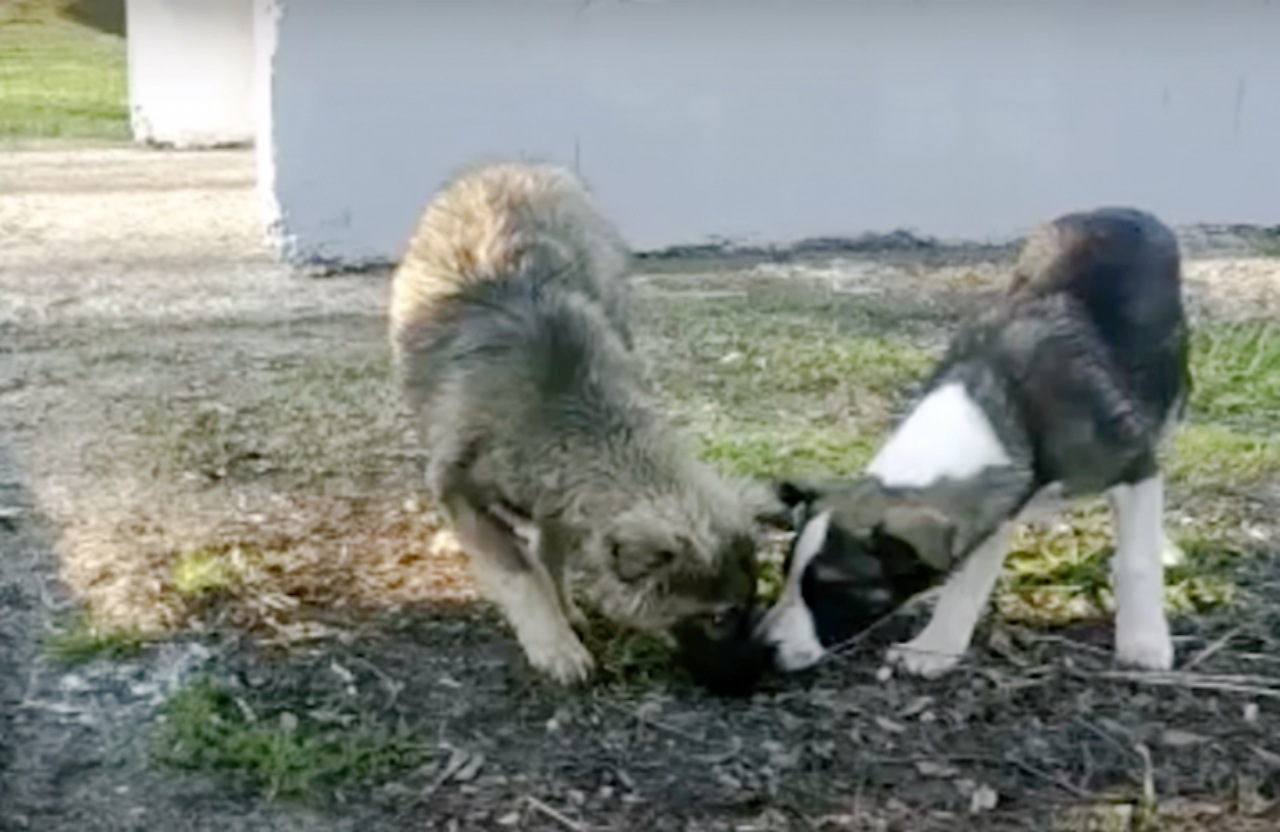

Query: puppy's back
[1009,207,1183,346]
[389,162,629,364]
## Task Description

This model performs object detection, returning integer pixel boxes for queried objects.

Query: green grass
[637,289,940,482]
[172,546,255,598]
[1187,322,1280,432]
[155,679,431,801]
[45,612,147,662]
[0,0,128,140]
[1169,322,1280,489]
[997,504,1239,626]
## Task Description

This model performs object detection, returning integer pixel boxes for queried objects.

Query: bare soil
[3,147,1280,831]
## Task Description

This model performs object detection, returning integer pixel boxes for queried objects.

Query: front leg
[449,497,595,684]
[498,511,587,631]
[887,524,1011,678]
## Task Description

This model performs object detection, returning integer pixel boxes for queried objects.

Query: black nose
[672,606,773,697]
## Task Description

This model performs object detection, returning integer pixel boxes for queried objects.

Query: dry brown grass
[57,485,476,642]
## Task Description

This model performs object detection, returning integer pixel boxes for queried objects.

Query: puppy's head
[758,478,955,672]
[587,494,770,695]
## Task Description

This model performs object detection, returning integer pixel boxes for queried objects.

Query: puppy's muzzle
[672,604,773,697]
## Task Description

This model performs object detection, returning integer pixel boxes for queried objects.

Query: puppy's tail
[389,161,629,358]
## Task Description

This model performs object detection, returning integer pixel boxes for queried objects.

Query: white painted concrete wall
[256,0,1280,266]
[127,0,255,148]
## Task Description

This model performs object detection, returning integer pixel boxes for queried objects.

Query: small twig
[997,755,1092,799]
[596,698,709,744]
[1071,717,1143,763]
[525,796,587,832]
[1070,668,1280,700]
[1012,630,1112,659]
[830,589,941,658]
[862,754,1090,798]
[344,654,404,706]
[1184,627,1241,671]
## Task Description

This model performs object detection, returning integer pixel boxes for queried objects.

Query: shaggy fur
[389,162,766,690]
[760,207,1190,679]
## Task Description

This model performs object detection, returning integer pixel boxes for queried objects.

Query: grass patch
[579,609,681,687]
[639,289,936,482]
[1166,322,1280,488]
[0,0,128,140]
[1168,425,1280,489]
[698,427,879,480]
[997,505,1240,627]
[138,347,408,488]
[1188,322,1280,432]
[172,546,255,598]
[155,679,431,801]
[45,612,147,662]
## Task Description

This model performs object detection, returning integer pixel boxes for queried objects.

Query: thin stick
[596,698,709,744]
[525,796,587,832]
[830,589,941,658]
[1184,627,1241,671]
[862,754,1090,798]
[1071,716,1143,763]
[1013,630,1112,658]
[1072,669,1280,700]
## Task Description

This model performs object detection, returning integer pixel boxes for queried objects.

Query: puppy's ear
[774,479,824,508]
[612,540,678,583]
[875,504,957,572]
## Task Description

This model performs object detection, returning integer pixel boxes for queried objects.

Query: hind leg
[1108,475,1174,671]
[447,497,594,683]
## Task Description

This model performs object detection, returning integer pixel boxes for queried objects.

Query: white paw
[886,638,963,679]
[525,636,595,684]
[1115,621,1174,671]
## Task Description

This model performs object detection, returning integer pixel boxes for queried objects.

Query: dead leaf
[898,696,934,719]
[969,784,998,814]
[1161,729,1209,748]
[1252,745,1280,769]
[454,752,485,782]
[875,716,906,734]
[915,760,960,778]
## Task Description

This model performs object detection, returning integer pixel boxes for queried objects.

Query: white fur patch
[760,510,832,672]
[868,382,1011,488]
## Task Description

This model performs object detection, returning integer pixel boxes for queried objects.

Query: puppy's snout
[672,604,772,697]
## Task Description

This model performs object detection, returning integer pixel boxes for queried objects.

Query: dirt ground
[3,147,1280,831]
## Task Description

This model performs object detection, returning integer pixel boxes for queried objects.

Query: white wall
[127,0,256,148]
[257,0,1280,266]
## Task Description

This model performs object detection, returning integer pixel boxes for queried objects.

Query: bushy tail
[389,162,630,359]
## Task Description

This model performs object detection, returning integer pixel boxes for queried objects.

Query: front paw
[525,636,596,684]
[1115,619,1174,671]
[886,638,963,679]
